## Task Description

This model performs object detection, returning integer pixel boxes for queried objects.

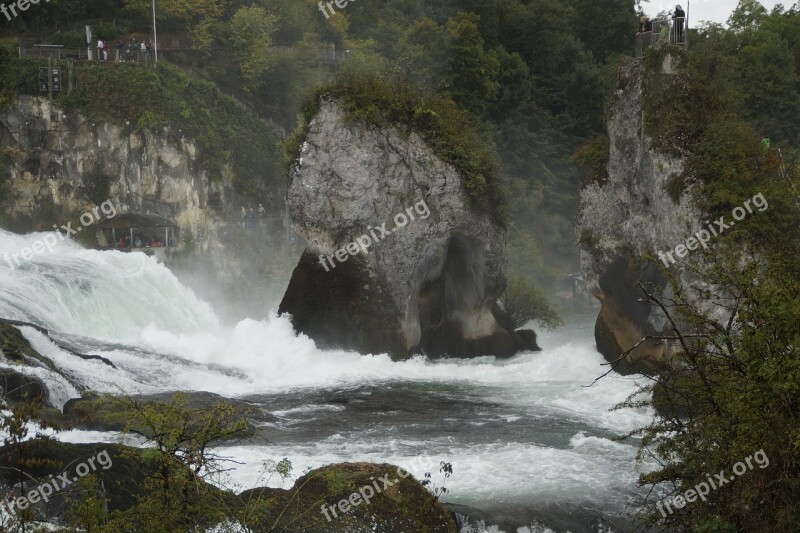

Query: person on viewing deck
[673,5,686,43]
[636,16,653,35]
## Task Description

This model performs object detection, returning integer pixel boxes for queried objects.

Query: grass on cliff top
[287,69,508,227]
[62,62,282,198]
[0,39,281,202]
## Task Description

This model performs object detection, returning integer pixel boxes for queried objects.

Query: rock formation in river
[279,98,538,359]
[578,53,711,374]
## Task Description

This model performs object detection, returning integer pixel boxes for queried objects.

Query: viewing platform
[96,213,181,259]
[636,17,687,58]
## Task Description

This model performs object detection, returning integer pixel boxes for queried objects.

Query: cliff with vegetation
[577,4,800,530]
[0,95,221,237]
[578,52,701,374]
[0,47,299,314]
[579,8,800,373]
[0,47,284,227]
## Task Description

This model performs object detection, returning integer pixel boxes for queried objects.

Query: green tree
[443,13,500,117]
[103,393,249,531]
[571,0,638,63]
[396,18,448,93]
[728,0,769,31]
[498,277,564,331]
[229,6,278,84]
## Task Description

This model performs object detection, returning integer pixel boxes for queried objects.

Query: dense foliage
[498,276,564,330]
[628,216,800,531]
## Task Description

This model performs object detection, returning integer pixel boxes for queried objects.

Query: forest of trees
[0,0,646,288]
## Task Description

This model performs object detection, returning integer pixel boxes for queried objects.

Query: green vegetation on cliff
[289,69,508,225]
[605,4,800,530]
[639,2,800,228]
[0,41,282,202]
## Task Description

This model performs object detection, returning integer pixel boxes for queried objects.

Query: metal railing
[671,17,687,46]
[21,45,88,61]
[19,46,154,64]
[635,17,687,58]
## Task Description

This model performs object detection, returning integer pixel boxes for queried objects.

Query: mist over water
[0,229,655,531]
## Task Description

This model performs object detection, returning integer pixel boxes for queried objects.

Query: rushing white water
[0,229,656,531]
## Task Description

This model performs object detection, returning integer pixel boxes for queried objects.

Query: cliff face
[0,95,297,315]
[0,96,224,235]
[279,99,537,359]
[579,55,705,373]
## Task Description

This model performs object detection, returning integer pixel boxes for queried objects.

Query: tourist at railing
[672,5,686,45]
[636,15,653,36]
[635,16,653,58]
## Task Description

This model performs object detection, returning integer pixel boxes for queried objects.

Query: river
[0,229,655,532]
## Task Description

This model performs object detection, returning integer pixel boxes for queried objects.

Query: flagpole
[152,0,159,65]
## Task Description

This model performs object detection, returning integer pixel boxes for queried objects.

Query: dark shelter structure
[96,213,181,252]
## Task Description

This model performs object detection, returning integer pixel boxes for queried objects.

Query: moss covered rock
[239,462,457,532]
[63,391,274,439]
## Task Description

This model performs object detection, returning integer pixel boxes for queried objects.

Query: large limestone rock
[279,99,537,359]
[579,55,703,374]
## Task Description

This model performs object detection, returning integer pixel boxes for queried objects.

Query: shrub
[498,277,564,330]
[665,173,685,204]
[52,31,88,49]
[93,23,121,42]
[0,56,45,106]
[572,134,610,189]
[83,164,113,206]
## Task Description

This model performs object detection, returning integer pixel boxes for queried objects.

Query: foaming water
[0,230,654,530]
[0,230,219,340]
